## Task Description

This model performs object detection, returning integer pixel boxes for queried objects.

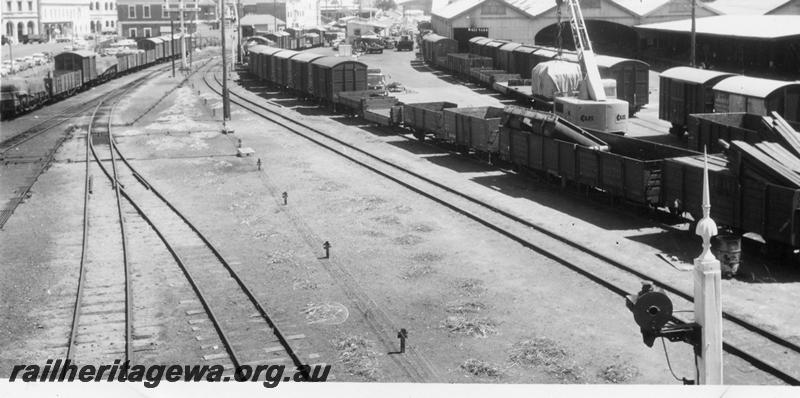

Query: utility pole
[236,0,242,64]
[693,150,723,384]
[690,0,696,67]
[179,0,187,69]
[170,18,176,77]
[221,0,231,121]
[273,0,277,32]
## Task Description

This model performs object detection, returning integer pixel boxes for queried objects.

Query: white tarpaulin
[530,60,582,99]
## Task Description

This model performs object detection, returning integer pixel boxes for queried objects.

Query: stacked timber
[724,112,800,188]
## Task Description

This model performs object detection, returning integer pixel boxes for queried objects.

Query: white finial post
[693,147,723,384]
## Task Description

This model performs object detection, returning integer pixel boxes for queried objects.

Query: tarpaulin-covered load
[530,60,581,100]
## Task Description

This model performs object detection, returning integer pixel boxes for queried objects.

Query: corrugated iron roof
[636,15,800,39]
[611,0,671,16]
[311,56,367,69]
[660,66,735,84]
[241,14,285,26]
[433,0,662,20]
[713,75,800,98]
[702,0,792,15]
[512,45,538,55]
[432,0,484,19]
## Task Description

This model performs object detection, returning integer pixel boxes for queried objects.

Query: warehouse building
[430,0,718,54]
[636,15,800,78]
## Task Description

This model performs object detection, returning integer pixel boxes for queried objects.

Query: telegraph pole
[236,0,242,64]
[179,0,187,69]
[690,0,696,67]
[221,0,231,121]
[170,17,176,77]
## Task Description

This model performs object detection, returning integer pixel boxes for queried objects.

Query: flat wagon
[659,66,736,135]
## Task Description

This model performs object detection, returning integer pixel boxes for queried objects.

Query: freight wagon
[288,52,325,94]
[442,106,504,152]
[309,57,368,103]
[660,67,738,136]
[712,76,800,126]
[402,101,458,140]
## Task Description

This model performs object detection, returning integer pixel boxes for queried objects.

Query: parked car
[0,66,8,76]
[396,35,414,51]
[23,56,36,67]
[13,58,29,71]
[24,34,46,44]
[31,53,47,65]
[3,60,20,73]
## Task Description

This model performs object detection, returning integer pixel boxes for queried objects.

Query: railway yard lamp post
[691,150,723,384]
[625,152,722,385]
[170,18,176,77]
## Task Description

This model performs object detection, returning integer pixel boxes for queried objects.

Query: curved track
[206,63,800,385]
[74,77,310,375]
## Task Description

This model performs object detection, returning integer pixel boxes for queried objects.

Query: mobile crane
[553,0,629,134]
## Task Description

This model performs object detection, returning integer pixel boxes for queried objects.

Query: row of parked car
[1,53,51,76]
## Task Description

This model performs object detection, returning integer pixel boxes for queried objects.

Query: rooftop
[240,14,285,26]
[635,15,800,39]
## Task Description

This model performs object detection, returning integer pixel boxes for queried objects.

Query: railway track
[0,65,173,230]
[67,99,134,363]
[207,64,800,385]
[76,85,313,375]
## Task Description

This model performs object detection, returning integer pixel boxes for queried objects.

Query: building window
[163,6,169,18]
[144,5,150,18]
[143,27,151,37]
[481,1,505,15]
[16,1,21,11]
[27,1,30,10]
[129,27,137,37]
[5,2,10,11]
[129,5,135,18]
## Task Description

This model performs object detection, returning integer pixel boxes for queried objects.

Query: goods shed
[636,15,800,78]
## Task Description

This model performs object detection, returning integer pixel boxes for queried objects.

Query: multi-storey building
[2,0,39,42]
[117,0,206,38]
[89,0,119,34]
[40,0,92,39]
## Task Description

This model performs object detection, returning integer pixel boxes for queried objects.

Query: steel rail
[208,65,800,385]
